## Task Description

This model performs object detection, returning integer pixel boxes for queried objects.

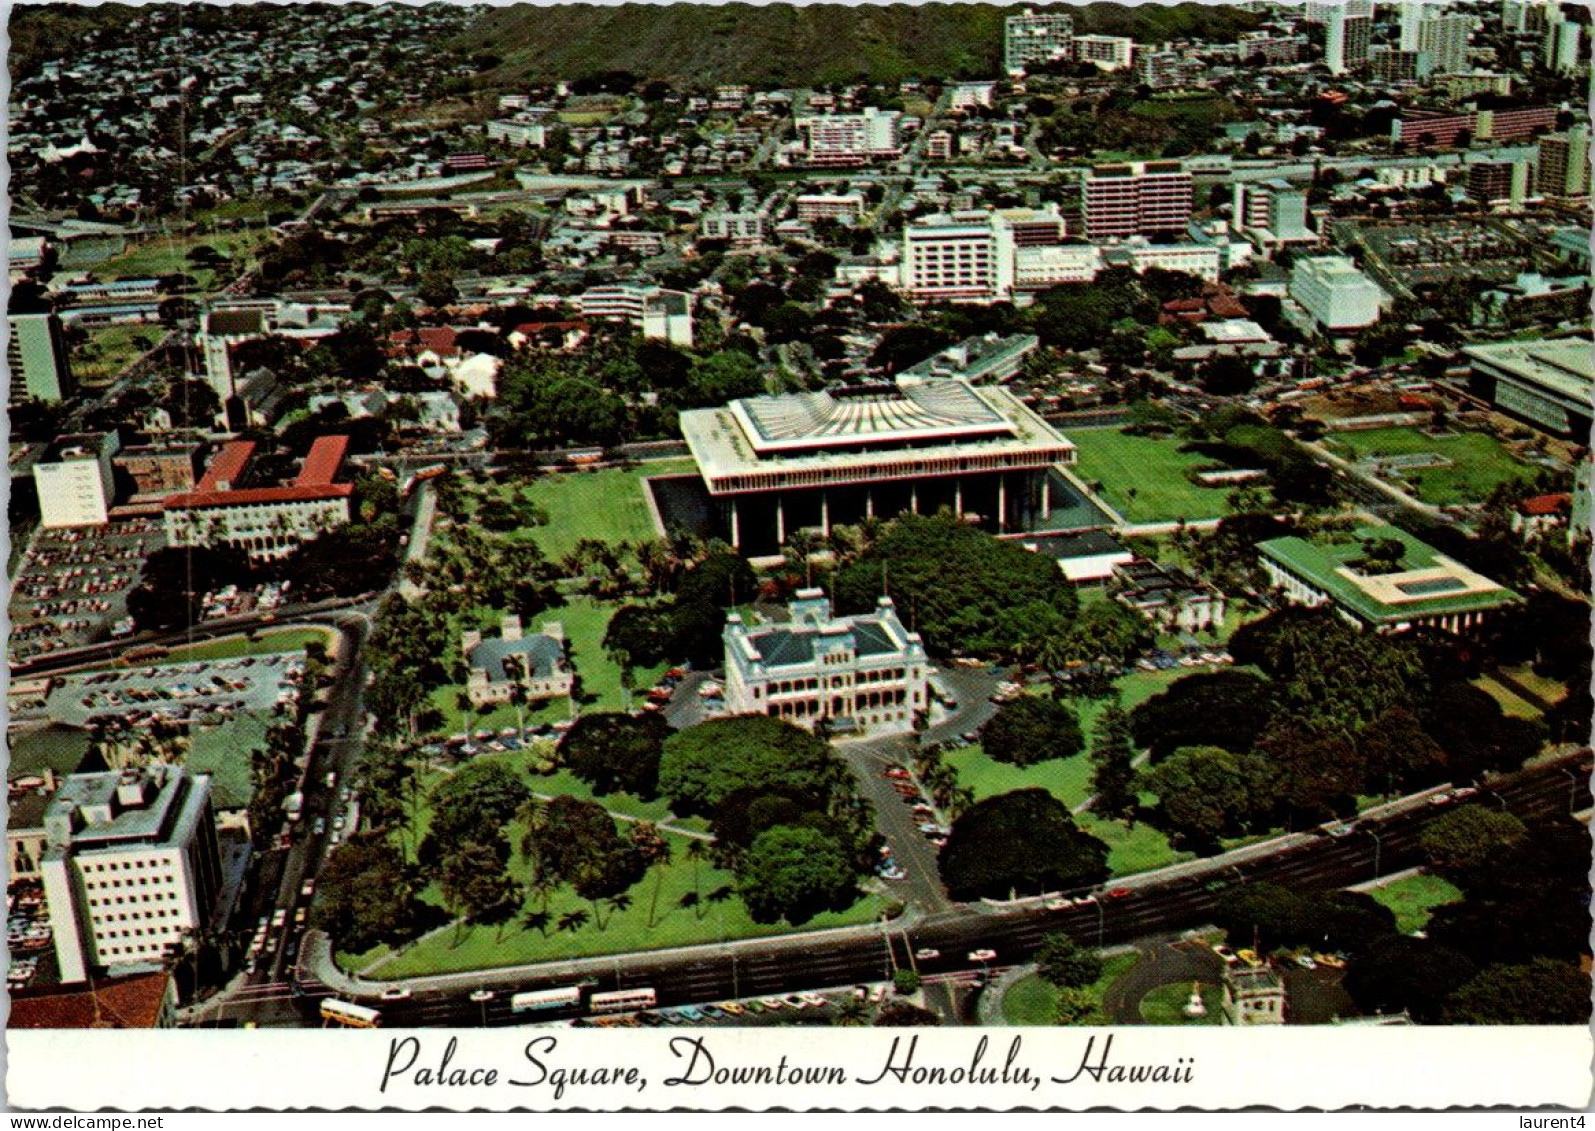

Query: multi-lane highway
[273,750,1588,1029]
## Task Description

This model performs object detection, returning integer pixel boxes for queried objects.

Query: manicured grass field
[353,824,890,977]
[98,229,271,292]
[1365,872,1463,934]
[1323,427,1537,507]
[1473,675,1542,720]
[165,627,334,663]
[69,324,161,386]
[1499,664,1568,707]
[1076,812,1187,876]
[186,710,275,809]
[1001,952,1139,1025]
[1138,980,1223,1025]
[488,460,697,561]
[1068,428,1235,524]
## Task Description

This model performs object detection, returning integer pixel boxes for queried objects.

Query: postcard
[6,0,1592,1113]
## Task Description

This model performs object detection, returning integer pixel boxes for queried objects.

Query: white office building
[1326,9,1373,75]
[1232,179,1318,254]
[902,212,1017,303]
[700,212,767,244]
[1290,255,1388,330]
[801,108,902,166]
[34,432,120,528]
[723,590,930,737]
[41,765,223,984]
[1544,19,1583,72]
[579,284,694,346]
[1013,244,1105,290]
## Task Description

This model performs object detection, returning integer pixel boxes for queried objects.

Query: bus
[320,999,382,1028]
[510,986,585,1014]
[589,988,658,1014]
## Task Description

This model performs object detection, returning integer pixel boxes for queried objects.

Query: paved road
[841,735,954,913]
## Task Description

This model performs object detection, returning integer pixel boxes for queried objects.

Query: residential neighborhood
[6,0,1591,1096]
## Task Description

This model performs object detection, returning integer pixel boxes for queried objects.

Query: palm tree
[555,909,590,937]
[521,908,553,938]
[833,996,871,1027]
[784,529,819,588]
[600,891,633,931]
[683,840,708,920]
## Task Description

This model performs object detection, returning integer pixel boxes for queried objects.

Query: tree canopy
[737,824,858,925]
[982,695,1083,768]
[558,711,670,799]
[833,513,1078,658]
[419,760,532,868]
[309,836,424,953]
[1130,671,1275,761]
[659,715,840,817]
[1442,960,1593,1026]
[1138,745,1275,849]
[939,788,1108,901]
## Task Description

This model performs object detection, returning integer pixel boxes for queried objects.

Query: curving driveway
[1100,940,1225,1025]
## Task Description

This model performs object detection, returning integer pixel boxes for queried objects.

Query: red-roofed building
[388,326,461,362]
[10,970,177,1029]
[1512,492,1572,537]
[164,436,353,560]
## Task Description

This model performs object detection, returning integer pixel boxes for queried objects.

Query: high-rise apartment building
[1004,8,1075,74]
[1326,9,1373,74]
[8,312,77,403]
[1082,161,1194,240]
[1537,126,1591,198]
[1399,0,1425,51]
[1305,0,1375,22]
[1467,158,1534,206]
[1419,12,1474,73]
[41,765,223,984]
[1543,19,1583,71]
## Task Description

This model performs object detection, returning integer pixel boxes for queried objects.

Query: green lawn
[1323,427,1537,507]
[1077,812,1187,876]
[7,725,93,781]
[1365,872,1463,934]
[1138,980,1223,1025]
[164,627,334,663]
[1002,952,1139,1025]
[1068,428,1237,524]
[186,710,275,809]
[98,229,271,293]
[1499,664,1567,707]
[514,461,695,560]
[351,826,890,977]
[1473,675,1542,720]
[70,324,161,386]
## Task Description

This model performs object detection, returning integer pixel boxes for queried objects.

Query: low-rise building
[898,333,1039,384]
[1112,559,1227,634]
[1258,524,1520,633]
[9,969,178,1029]
[40,764,223,984]
[1289,256,1387,331]
[723,590,929,736]
[462,615,573,708]
[1223,965,1286,1026]
[700,211,767,245]
[163,435,352,560]
[579,284,694,347]
[1023,530,1134,584]
[1461,337,1593,438]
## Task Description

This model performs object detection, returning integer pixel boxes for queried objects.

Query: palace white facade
[724,590,929,736]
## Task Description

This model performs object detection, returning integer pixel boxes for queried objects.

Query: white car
[469,990,495,1003]
[380,986,412,1001]
[968,949,997,963]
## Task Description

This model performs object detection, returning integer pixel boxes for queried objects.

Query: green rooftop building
[1257,524,1520,634]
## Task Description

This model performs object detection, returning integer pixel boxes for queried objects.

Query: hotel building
[1005,8,1075,74]
[1082,162,1194,240]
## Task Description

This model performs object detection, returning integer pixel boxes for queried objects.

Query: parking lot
[9,519,164,661]
[44,653,307,731]
[8,881,55,993]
